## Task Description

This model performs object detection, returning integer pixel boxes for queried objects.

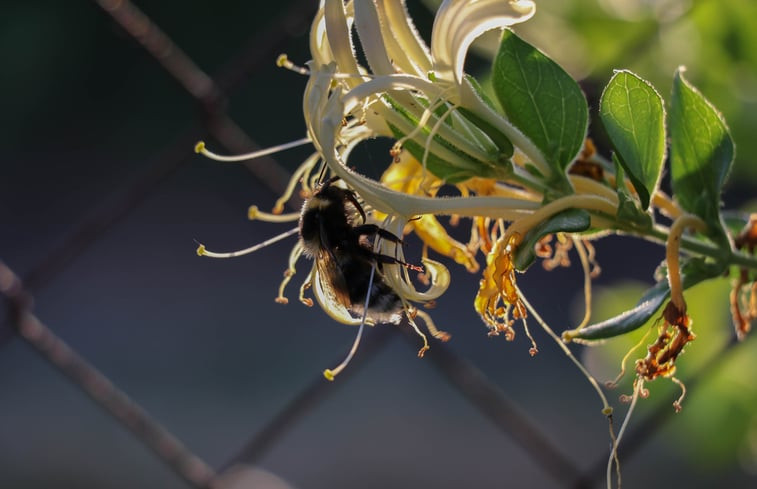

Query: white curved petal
[354,0,395,75]
[324,0,362,88]
[431,0,536,84]
[311,264,372,326]
[383,258,451,303]
[304,64,539,220]
[310,2,334,67]
[375,0,432,77]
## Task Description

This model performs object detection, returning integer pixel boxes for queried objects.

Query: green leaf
[613,154,653,230]
[669,68,734,237]
[599,70,665,210]
[492,30,588,174]
[513,209,591,271]
[569,257,723,341]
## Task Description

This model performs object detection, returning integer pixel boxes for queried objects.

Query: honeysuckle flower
[198,0,613,346]
[192,3,757,487]
[196,1,757,408]
[302,0,579,341]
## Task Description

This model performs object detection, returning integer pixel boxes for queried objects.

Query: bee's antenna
[196,227,299,258]
[323,264,376,381]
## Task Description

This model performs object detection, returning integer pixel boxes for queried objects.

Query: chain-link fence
[1,1,754,488]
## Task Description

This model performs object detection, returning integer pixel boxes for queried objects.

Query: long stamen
[196,227,299,258]
[276,54,310,75]
[670,376,687,413]
[277,242,305,305]
[605,327,653,388]
[194,138,312,162]
[414,309,450,342]
[608,379,643,489]
[572,237,594,331]
[407,312,430,357]
[323,264,377,381]
[248,206,300,223]
[517,283,613,415]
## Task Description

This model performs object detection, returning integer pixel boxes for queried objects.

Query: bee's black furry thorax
[298,178,404,324]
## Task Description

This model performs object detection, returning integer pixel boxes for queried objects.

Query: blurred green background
[1,1,755,488]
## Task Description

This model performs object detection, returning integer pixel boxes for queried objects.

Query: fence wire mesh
[1,2,754,489]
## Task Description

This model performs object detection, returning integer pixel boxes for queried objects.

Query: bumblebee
[299,176,416,324]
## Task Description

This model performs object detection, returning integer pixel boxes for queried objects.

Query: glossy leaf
[669,68,734,237]
[600,70,665,210]
[492,30,588,173]
[613,154,652,230]
[570,258,723,341]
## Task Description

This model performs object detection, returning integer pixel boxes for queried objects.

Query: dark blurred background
[1,1,756,488]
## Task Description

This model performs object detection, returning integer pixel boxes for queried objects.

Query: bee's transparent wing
[312,256,375,326]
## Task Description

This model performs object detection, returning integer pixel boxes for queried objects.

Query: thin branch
[0,260,218,489]
[401,329,589,487]
[0,0,313,345]
[218,327,394,471]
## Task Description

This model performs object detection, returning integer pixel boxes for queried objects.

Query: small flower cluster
[196,0,757,408]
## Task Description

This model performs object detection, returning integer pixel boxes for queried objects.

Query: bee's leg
[371,252,423,272]
[353,224,403,244]
[320,175,340,187]
[344,191,367,223]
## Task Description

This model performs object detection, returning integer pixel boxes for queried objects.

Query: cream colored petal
[311,263,373,326]
[431,0,535,84]
[378,0,432,76]
[305,65,539,220]
[354,0,395,75]
[324,0,362,88]
[309,1,334,67]
[383,258,451,303]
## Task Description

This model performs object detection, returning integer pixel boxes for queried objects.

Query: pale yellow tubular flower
[422,0,549,175]
[382,256,451,304]
[354,0,395,76]
[323,0,362,89]
[462,177,542,203]
[570,174,619,205]
[375,215,451,303]
[374,0,432,77]
[352,1,498,166]
[304,66,541,220]
[431,0,536,86]
[313,1,506,179]
[309,2,333,67]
